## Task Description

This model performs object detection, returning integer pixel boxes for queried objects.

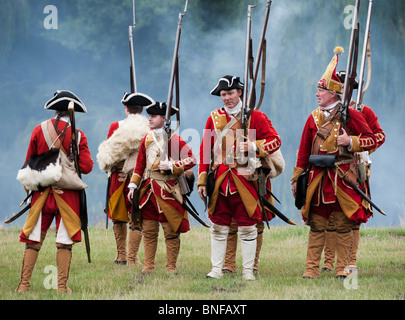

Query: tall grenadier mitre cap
[121,92,156,108]
[210,75,244,96]
[317,47,344,94]
[44,90,87,113]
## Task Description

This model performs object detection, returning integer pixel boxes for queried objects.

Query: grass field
[1,226,404,301]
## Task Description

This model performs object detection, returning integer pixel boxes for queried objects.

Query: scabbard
[181,199,210,228]
[355,185,386,216]
[261,196,296,226]
[5,204,31,224]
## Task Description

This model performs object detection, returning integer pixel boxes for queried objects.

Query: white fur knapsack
[97,114,149,173]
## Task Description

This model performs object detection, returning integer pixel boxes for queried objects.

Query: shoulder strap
[41,120,69,154]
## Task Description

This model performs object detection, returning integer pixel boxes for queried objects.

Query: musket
[356,0,373,110]
[340,0,360,128]
[241,1,257,130]
[249,0,272,112]
[339,0,360,159]
[164,0,188,136]
[128,0,137,93]
[68,102,91,263]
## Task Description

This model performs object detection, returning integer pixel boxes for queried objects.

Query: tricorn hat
[317,47,344,94]
[146,102,179,116]
[336,70,359,90]
[44,90,87,113]
[121,92,156,107]
[210,75,244,96]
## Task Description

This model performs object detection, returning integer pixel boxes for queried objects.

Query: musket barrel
[247,0,272,111]
[341,0,360,108]
[165,0,188,133]
[242,4,255,125]
[129,25,137,93]
[356,0,373,110]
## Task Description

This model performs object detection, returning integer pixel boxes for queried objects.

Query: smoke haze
[0,0,404,228]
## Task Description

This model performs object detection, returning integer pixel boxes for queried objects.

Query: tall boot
[16,232,46,293]
[16,246,40,292]
[162,222,180,273]
[334,211,354,278]
[141,219,160,274]
[127,227,143,266]
[223,220,238,273]
[323,229,336,271]
[207,223,229,279]
[113,222,127,264]
[239,225,257,281]
[335,230,353,278]
[348,227,360,270]
[303,229,326,279]
[56,244,72,294]
[253,223,264,274]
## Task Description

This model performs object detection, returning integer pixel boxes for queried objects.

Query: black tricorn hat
[146,102,179,116]
[121,92,156,107]
[336,71,359,90]
[44,90,87,113]
[210,75,244,96]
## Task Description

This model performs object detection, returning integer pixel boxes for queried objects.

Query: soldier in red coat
[322,71,386,273]
[16,90,93,293]
[97,93,151,265]
[197,75,282,280]
[127,101,196,274]
[291,48,377,279]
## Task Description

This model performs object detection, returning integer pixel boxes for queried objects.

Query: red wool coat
[293,106,377,223]
[198,108,281,223]
[130,131,196,233]
[20,117,93,244]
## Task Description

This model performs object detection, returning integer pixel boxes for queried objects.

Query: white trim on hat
[44,90,87,113]
[121,92,156,108]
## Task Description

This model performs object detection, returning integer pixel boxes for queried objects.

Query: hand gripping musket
[128,0,137,93]
[161,1,206,228]
[241,1,293,226]
[68,102,91,263]
[355,0,373,111]
[164,0,188,137]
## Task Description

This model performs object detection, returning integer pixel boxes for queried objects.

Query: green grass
[0,226,404,300]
